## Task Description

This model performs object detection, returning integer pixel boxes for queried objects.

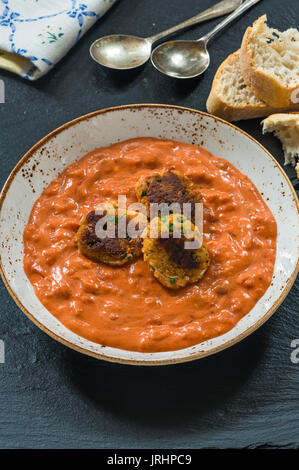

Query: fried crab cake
[77,202,144,266]
[142,214,210,289]
[135,169,201,220]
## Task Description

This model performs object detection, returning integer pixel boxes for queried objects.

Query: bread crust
[206,84,270,122]
[240,16,299,108]
[262,112,299,168]
[206,50,299,121]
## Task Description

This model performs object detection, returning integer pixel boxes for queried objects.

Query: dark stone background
[0,0,298,449]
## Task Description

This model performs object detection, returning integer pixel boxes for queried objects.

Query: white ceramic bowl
[0,104,298,365]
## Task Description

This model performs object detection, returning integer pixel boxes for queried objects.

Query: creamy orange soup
[23,138,277,352]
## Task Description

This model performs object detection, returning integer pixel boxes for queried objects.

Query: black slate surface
[0,0,298,449]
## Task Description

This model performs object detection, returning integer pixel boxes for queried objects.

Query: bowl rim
[0,103,298,366]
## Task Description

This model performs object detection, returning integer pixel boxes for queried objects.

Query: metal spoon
[90,0,242,70]
[151,0,262,79]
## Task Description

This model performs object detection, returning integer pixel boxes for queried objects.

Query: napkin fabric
[0,0,117,80]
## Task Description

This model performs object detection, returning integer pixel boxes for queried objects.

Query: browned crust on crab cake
[135,169,201,220]
[77,206,143,266]
[142,214,210,289]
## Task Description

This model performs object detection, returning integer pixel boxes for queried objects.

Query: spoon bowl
[89,0,243,71]
[90,35,152,70]
[151,40,210,79]
[151,0,263,79]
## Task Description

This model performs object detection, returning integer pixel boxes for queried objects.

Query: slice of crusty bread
[206,50,299,121]
[262,113,299,169]
[240,15,299,108]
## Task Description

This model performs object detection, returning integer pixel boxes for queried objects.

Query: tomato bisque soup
[23,138,277,352]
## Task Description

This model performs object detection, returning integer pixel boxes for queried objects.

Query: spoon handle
[201,0,263,43]
[146,0,242,44]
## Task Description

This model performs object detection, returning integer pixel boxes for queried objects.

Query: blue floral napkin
[0,0,117,80]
